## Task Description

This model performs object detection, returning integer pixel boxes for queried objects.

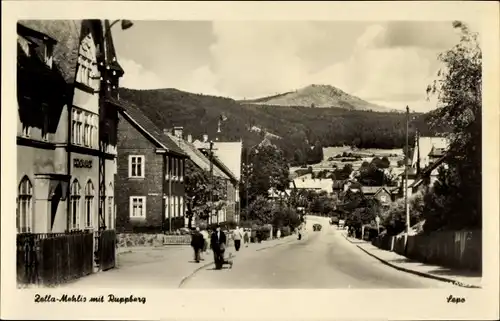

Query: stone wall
[117,233,235,248]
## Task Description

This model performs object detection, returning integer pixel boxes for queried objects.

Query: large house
[17,20,123,234]
[193,136,242,224]
[115,100,188,233]
[166,128,234,226]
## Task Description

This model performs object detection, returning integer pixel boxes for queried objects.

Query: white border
[2,1,499,320]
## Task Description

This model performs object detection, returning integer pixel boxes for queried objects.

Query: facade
[361,186,392,206]
[115,100,188,233]
[166,128,233,226]
[194,137,241,224]
[17,20,122,234]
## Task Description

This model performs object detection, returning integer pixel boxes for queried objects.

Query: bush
[281,226,291,236]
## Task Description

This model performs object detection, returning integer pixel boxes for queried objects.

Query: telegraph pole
[209,140,215,224]
[404,106,410,235]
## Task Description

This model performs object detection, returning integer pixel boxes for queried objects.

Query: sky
[112,21,470,113]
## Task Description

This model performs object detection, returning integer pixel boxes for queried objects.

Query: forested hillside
[118,88,442,166]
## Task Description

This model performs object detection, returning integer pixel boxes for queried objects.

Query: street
[181,218,457,289]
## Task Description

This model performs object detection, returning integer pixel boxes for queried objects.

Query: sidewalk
[341,231,482,288]
[61,234,296,289]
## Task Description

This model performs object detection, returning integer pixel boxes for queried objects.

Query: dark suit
[191,231,204,262]
[211,230,226,269]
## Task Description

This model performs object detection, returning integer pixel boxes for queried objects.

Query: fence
[406,230,481,271]
[372,230,481,271]
[97,230,116,271]
[17,231,94,286]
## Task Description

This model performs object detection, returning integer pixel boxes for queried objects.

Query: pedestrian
[200,227,209,259]
[210,224,227,270]
[232,225,243,251]
[190,227,204,263]
[243,229,249,247]
[276,228,281,239]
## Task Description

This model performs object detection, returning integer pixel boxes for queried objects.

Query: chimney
[187,134,193,143]
[203,134,208,143]
[173,126,183,139]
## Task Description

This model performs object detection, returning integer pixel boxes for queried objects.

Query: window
[41,103,49,141]
[165,156,170,180]
[180,160,184,182]
[173,196,178,218]
[17,177,33,233]
[70,180,81,230]
[180,197,184,217]
[129,155,145,178]
[72,110,84,145]
[76,33,98,90]
[172,158,177,181]
[84,180,94,229]
[129,196,146,218]
[380,195,387,203]
[169,196,174,218]
[107,196,114,229]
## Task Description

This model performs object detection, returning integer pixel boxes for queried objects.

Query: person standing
[232,226,243,251]
[276,228,281,239]
[211,225,226,270]
[200,227,209,259]
[243,229,250,247]
[191,227,204,263]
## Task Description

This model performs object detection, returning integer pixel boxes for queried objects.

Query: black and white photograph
[2,1,499,320]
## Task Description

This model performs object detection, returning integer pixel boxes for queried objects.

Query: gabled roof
[291,178,333,193]
[110,97,186,157]
[18,20,83,84]
[361,186,384,195]
[410,153,448,189]
[212,141,243,181]
[166,133,228,179]
[412,136,449,168]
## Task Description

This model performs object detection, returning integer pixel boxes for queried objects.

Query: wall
[116,114,164,232]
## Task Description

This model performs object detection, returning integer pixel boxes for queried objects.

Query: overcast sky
[112,21,468,112]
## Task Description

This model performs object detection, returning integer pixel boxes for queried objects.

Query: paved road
[181,219,458,289]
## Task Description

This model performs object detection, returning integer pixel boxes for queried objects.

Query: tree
[247,195,273,224]
[248,141,290,201]
[424,21,482,232]
[184,160,227,228]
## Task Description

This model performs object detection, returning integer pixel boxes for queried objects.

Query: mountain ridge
[240,84,389,112]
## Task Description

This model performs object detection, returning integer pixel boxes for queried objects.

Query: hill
[240,84,389,112]
[118,87,440,167]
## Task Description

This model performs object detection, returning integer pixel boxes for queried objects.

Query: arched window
[107,183,114,229]
[17,177,33,233]
[84,180,94,229]
[76,33,98,90]
[70,180,81,230]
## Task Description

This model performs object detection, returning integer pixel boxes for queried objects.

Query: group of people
[190,225,252,270]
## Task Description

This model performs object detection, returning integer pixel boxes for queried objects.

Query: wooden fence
[97,230,116,271]
[372,230,481,271]
[17,231,94,286]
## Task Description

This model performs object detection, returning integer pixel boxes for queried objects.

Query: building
[290,177,334,194]
[17,20,123,234]
[166,128,233,226]
[411,135,449,171]
[360,186,394,206]
[115,100,188,233]
[193,136,242,224]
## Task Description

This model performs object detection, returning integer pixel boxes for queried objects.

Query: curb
[256,237,296,251]
[342,234,481,289]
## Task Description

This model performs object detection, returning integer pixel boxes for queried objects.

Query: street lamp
[109,19,134,31]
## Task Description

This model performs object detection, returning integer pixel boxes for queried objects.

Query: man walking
[200,227,209,260]
[232,225,243,251]
[191,227,204,263]
[210,225,226,270]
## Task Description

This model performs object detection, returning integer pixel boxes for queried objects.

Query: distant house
[361,186,393,206]
[115,100,188,233]
[167,128,237,226]
[411,135,449,172]
[290,177,334,194]
[410,154,449,193]
[193,135,242,224]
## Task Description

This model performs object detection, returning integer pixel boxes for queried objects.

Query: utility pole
[209,140,215,224]
[404,106,410,236]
